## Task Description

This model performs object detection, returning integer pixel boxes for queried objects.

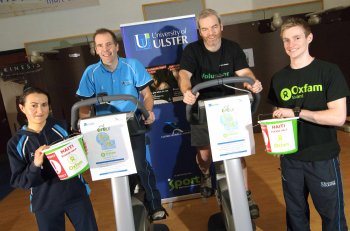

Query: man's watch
[293,107,301,117]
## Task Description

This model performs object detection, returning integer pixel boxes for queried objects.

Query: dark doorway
[0,90,14,200]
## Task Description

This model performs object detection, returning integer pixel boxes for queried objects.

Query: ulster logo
[134,33,151,50]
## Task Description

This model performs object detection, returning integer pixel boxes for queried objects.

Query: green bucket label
[259,118,298,154]
[44,135,90,180]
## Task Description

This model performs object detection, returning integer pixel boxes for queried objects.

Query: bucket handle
[48,133,80,146]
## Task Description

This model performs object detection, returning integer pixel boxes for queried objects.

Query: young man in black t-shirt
[268,17,349,230]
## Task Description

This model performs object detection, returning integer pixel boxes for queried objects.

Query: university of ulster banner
[121,15,203,201]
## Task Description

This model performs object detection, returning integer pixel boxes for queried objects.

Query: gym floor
[1,131,350,230]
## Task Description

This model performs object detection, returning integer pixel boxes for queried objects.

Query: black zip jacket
[7,117,90,212]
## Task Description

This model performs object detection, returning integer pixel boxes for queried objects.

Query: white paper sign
[243,48,255,67]
[80,113,136,181]
[204,95,255,161]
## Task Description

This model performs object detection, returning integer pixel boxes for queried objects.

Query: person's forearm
[273,98,347,127]
[236,68,257,88]
[140,86,154,112]
[240,68,256,80]
[143,96,154,112]
[299,108,346,127]
[245,72,257,82]
[178,70,192,94]
[301,98,347,126]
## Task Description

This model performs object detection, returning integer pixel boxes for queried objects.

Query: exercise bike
[185,77,261,231]
[71,94,169,231]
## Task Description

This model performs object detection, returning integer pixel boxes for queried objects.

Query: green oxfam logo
[280,88,293,101]
[280,84,323,101]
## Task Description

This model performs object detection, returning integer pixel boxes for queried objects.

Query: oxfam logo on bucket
[68,154,78,164]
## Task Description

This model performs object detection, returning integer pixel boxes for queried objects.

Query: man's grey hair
[197,8,222,28]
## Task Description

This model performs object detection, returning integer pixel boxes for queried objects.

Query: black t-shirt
[268,59,350,161]
[180,38,249,100]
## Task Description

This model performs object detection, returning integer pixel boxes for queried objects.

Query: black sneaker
[200,173,214,198]
[150,207,168,221]
[247,190,260,219]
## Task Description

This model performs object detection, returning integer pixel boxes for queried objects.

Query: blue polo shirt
[76,57,152,113]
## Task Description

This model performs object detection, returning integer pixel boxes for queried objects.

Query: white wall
[0,0,349,52]
[0,0,155,52]
[323,0,350,9]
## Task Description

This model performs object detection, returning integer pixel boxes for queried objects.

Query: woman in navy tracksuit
[7,87,98,231]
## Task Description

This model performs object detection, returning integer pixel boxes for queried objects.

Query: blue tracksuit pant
[130,134,161,212]
[280,156,347,231]
[35,196,98,231]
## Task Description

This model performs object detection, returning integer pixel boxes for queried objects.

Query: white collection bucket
[43,135,89,180]
[258,117,299,155]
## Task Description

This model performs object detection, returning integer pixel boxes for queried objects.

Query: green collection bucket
[43,134,90,180]
[258,117,299,155]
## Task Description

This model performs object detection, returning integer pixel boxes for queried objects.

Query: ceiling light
[27,50,59,64]
[29,51,44,64]
[89,42,95,56]
[270,12,283,31]
[308,14,321,25]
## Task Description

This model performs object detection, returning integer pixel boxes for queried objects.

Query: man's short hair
[197,8,222,28]
[93,28,118,45]
[280,17,311,38]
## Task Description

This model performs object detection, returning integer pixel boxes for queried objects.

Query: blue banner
[121,15,201,200]
[120,15,198,67]
[148,102,201,199]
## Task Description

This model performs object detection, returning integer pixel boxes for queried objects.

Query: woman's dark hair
[19,86,51,106]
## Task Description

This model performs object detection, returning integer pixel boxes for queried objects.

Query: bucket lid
[43,134,83,154]
[258,117,299,124]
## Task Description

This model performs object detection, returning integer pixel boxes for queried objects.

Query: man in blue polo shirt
[76,28,166,221]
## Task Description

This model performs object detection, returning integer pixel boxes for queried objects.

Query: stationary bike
[185,77,261,231]
[71,94,169,231]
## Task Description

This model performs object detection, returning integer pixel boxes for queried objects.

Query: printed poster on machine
[80,113,136,181]
[204,95,255,162]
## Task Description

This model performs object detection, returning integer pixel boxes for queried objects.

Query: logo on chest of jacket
[121,80,132,86]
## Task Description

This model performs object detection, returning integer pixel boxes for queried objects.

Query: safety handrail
[185,76,261,122]
[71,94,149,130]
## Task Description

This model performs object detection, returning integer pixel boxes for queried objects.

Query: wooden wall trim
[221,0,323,17]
